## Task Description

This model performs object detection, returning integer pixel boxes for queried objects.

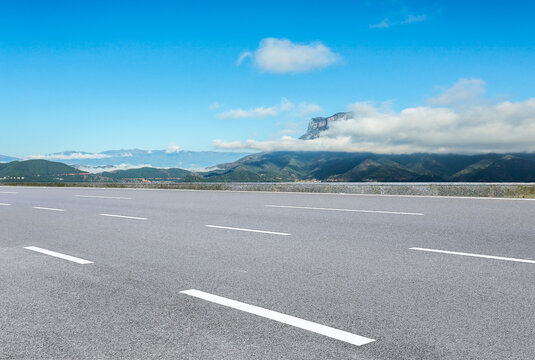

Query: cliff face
[299,112,351,140]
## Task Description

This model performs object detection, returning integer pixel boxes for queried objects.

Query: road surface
[1,186,534,359]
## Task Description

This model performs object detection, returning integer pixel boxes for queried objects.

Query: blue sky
[1,0,535,157]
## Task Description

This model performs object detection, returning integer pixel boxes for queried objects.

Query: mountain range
[2,152,535,183]
[192,152,535,182]
[1,149,250,171]
[3,112,535,183]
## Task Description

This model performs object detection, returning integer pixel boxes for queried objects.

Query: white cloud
[209,102,222,111]
[236,51,252,65]
[213,136,357,152]
[74,164,154,174]
[295,102,322,117]
[369,18,391,29]
[166,143,181,154]
[217,97,294,119]
[401,14,427,24]
[213,79,535,154]
[370,14,427,28]
[428,78,486,106]
[279,129,300,135]
[238,38,340,74]
[218,107,278,119]
[278,97,294,112]
[27,152,111,160]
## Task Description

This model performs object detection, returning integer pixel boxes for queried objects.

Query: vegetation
[200,152,535,182]
[0,160,97,182]
[2,152,535,184]
[100,167,191,181]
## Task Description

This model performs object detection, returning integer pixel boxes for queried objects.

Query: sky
[1,0,534,157]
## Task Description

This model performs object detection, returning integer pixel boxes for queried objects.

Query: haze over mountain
[0,154,20,163]
[25,149,250,172]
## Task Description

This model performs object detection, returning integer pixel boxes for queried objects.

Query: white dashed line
[75,195,132,200]
[0,203,11,206]
[99,213,148,220]
[24,246,93,264]
[0,191,18,194]
[206,225,290,236]
[32,206,65,212]
[181,289,375,347]
[265,204,424,216]
[410,247,535,264]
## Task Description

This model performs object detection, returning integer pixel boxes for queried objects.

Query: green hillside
[327,158,436,182]
[0,159,82,176]
[0,160,96,182]
[2,153,535,183]
[451,155,535,182]
[102,167,191,181]
[198,152,535,182]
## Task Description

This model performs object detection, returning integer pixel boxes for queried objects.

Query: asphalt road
[1,186,534,359]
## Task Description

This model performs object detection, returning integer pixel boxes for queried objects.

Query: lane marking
[32,206,65,212]
[24,246,93,264]
[266,204,424,216]
[75,195,132,200]
[181,289,375,346]
[0,203,11,206]
[410,247,535,264]
[0,191,18,194]
[205,225,290,236]
[99,213,148,220]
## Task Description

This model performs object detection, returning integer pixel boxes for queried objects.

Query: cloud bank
[74,164,155,174]
[28,152,112,160]
[238,38,340,74]
[213,79,535,154]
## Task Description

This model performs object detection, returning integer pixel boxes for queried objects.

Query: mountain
[450,155,535,182]
[195,152,535,182]
[29,149,250,171]
[3,153,535,183]
[200,152,321,182]
[326,158,438,182]
[0,154,19,163]
[300,112,350,140]
[101,167,191,182]
[0,159,194,183]
[0,160,97,182]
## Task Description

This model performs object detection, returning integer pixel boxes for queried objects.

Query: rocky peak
[299,112,350,140]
